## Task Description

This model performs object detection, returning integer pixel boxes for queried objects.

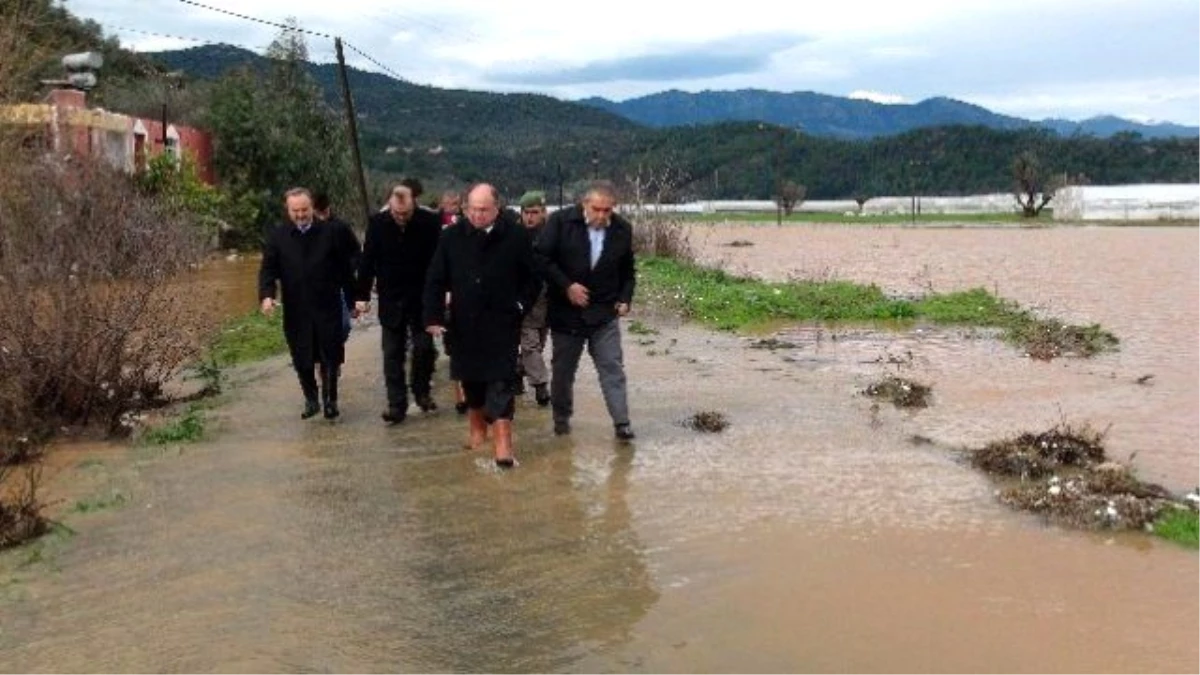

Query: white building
[1053,184,1200,221]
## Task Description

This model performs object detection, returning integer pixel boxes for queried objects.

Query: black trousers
[462,380,515,422]
[294,323,339,401]
[381,309,435,410]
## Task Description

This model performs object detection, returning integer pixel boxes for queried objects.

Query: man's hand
[616,302,630,317]
[567,283,590,308]
[260,297,275,316]
[426,324,446,338]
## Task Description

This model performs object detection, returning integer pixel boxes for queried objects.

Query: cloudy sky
[63,0,1200,125]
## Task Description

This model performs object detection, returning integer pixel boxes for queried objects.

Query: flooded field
[1,224,1195,672]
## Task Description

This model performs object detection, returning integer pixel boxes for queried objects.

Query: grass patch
[627,320,659,336]
[1153,508,1199,548]
[209,309,287,366]
[140,405,205,445]
[637,256,1118,359]
[70,490,128,514]
[683,211,1037,225]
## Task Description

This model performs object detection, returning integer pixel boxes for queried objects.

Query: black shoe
[323,401,340,420]
[553,420,571,436]
[495,457,516,470]
[454,401,468,415]
[615,424,636,441]
[381,408,406,424]
[415,394,438,412]
[301,398,320,419]
[533,384,550,407]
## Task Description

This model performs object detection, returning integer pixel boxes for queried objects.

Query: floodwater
[0,224,1195,672]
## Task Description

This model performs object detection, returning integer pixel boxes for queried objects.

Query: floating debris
[969,423,1105,479]
[684,410,729,433]
[748,338,798,350]
[863,377,932,409]
[724,240,755,248]
[966,423,1197,541]
[999,464,1177,532]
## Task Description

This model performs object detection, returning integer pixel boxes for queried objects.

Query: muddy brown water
[0,224,1195,672]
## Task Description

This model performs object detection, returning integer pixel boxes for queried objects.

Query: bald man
[423,184,542,468]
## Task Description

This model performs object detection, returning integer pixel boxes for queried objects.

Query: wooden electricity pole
[335,38,372,227]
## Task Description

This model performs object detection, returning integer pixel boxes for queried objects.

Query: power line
[341,41,411,84]
[108,25,272,53]
[111,1,559,127]
[174,0,335,40]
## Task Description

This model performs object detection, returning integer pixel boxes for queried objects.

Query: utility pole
[775,128,784,227]
[335,37,372,227]
[557,161,564,208]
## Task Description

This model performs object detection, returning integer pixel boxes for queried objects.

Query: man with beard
[423,184,541,468]
[259,187,361,420]
[534,180,637,441]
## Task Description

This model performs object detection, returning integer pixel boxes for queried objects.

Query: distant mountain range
[578,89,1199,140]
[137,45,1197,200]
[150,46,1197,143]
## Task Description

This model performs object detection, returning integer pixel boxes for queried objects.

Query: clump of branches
[624,157,695,262]
[0,155,221,439]
[0,463,47,550]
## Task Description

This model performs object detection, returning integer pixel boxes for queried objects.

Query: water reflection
[288,431,656,672]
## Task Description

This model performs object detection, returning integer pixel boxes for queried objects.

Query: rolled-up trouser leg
[462,380,515,423]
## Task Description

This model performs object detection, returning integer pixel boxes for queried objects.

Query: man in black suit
[534,180,637,441]
[356,181,442,423]
[313,191,357,343]
[259,187,361,420]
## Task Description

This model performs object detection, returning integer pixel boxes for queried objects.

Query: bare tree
[623,156,694,261]
[776,180,806,216]
[1012,151,1086,218]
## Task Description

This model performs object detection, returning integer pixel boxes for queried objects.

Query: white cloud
[59,0,1200,124]
[848,90,907,104]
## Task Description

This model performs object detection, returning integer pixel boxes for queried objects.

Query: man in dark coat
[355,181,442,424]
[423,183,542,468]
[313,191,358,343]
[259,187,361,420]
[534,180,637,440]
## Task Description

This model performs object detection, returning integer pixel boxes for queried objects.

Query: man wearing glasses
[356,181,442,424]
[534,180,637,441]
